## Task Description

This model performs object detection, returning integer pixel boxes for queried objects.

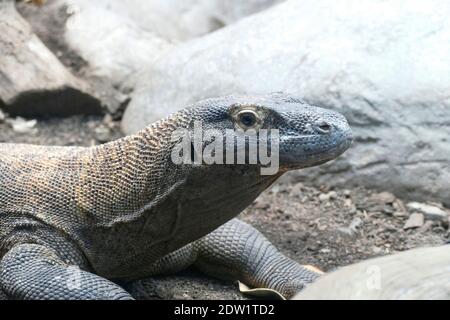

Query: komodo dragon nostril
[314,120,332,134]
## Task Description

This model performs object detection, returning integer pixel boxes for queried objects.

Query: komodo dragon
[0,93,352,300]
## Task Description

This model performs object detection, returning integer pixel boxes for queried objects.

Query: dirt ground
[0,115,448,300]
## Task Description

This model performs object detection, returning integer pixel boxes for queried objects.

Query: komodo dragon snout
[175,92,353,173]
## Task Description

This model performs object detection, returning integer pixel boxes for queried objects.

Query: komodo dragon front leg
[138,219,321,299]
[0,244,133,300]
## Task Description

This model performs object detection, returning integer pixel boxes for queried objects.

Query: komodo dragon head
[169,92,353,173]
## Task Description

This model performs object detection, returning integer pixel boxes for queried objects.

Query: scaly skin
[0,93,352,299]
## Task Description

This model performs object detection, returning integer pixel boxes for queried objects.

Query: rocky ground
[0,114,448,300]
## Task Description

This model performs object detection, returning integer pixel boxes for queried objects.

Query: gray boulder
[62,0,283,89]
[64,0,173,90]
[123,0,450,206]
[293,246,450,300]
[65,0,284,41]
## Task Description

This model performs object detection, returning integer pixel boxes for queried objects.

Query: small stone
[365,200,387,213]
[103,114,115,128]
[384,225,398,233]
[368,211,381,219]
[253,199,269,210]
[319,191,337,202]
[393,211,409,218]
[328,191,338,200]
[393,199,407,212]
[403,213,424,229]
[371,192,396,204]
[382,205,395,215]
[337,217,363,236]
[344,199,357,214]
[298,232,310,241]
[406,202,449,222]
[271,185,280,194]
[94,125,112,143]
[0,109,5,122]
[320,248,331,253]
[6,117,38,134]
[343,189,351,197]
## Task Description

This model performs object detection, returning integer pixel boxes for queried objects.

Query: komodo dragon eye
[236,110,260,129]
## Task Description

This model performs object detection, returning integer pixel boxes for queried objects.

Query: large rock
[17,0,282,108]
[293,246,450,300]
[0,0,102,116]
[16,0,132,115]
[60,0,283,90]
[123,0,450,206]
[66,0,284,41]
[63,0,172,90]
